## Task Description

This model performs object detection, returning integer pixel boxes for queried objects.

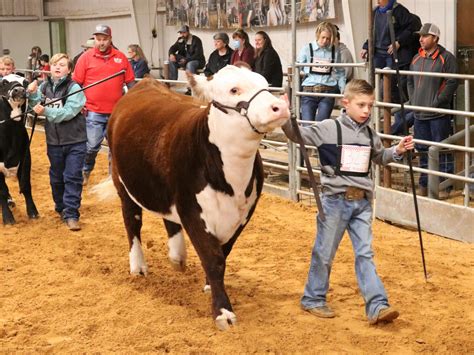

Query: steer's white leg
[215,308,237,331]
[129,236,148,276]
[168,231,187,271]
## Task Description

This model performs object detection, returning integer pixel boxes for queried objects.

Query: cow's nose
[270,101,290,118]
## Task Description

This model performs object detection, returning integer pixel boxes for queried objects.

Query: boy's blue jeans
[301,194,390,320]
[83,111,110,174]
[47,142,87,220]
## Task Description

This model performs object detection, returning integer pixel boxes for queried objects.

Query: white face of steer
[189,66,290,138]
[1,74,27,121]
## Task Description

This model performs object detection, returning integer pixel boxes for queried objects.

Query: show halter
[211,88,270,135]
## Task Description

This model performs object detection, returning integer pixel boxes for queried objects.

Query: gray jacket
[283,112,401,198]
[407,45,458,120]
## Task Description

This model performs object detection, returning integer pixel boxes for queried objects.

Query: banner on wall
[166,0,336,29]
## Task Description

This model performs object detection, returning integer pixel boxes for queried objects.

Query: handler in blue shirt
[28,53,86,231]
[298,21,346,122]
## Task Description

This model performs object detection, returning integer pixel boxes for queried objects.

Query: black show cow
[0,74,39,224]
[95,66,290,330]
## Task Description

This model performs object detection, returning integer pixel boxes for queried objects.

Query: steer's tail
[91,176,118,201]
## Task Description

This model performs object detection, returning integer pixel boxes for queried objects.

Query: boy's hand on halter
[396,135,414,155]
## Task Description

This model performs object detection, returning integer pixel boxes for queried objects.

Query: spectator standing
[203,32,233,77]
[360,0,418,103]
[26,46,42,82]
[127,44,150,78]
[73,38,95,68]
[298,21,345,122]
[407,23,458,196]
[168,25,205,81]
[335,28,354,82]
[27,54,87,231]
[73,24,135,185]
[282,79,414,324]
[254,31,283,87]
[230,28,255,68]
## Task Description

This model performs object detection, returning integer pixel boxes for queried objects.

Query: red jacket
[73,47,135,114]
[231,46,255,69]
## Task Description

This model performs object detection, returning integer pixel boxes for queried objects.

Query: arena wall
[0,0,456,77]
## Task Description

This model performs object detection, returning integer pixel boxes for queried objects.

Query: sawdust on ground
[1,133,473,353]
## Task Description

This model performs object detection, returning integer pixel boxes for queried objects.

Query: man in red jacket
[73,24,135,185]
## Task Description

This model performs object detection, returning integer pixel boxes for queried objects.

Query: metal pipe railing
[376,67,474,80]
[427,125,474,198]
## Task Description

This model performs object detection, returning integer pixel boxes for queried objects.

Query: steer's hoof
[7,198,15,208]
[203,284,211,293]
[169,258,186,272]
[28,211,39,219]
[2,212,16,225]
[130,266,148,276]
[215,309,237,331]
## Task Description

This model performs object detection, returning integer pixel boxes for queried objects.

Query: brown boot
[418,186,427,196]
[369,307,399,325]
[65,218,81,231]
[302,305,335,318]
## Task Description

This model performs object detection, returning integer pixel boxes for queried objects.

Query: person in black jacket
[168,25,205,80]
[203,32,233,77]
[360,0,419,103]
[254,31,283,87]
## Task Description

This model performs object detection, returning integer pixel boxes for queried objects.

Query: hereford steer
[99,66,290,330]
[0,74,38,224]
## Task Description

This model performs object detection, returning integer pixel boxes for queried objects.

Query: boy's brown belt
[325,187,366,201]
[344,187,366,200]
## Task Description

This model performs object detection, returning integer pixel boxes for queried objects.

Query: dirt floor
[1,133,473,354]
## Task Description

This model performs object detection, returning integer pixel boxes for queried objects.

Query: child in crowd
[0,55,16,78]
[27,53,87,231]
[282,79,414,324]
[39,54,50,81]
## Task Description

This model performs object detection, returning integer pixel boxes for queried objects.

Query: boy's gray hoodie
[283,112,401,198]
[407,45,458,120]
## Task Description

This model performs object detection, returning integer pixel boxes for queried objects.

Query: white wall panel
[0,22,49,69]
[44,0,130,17]
[66,16,139,59]
[398,0,456,53]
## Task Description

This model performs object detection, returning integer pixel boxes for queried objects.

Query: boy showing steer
[282,79,414,325]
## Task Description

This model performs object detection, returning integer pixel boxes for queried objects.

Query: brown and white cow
[98,66,290,330]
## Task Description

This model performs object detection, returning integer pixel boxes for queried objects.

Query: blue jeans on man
[168,59,201,80]
[47,142,87,220]
[300,86,339,122]
[301,194,390,321]
[391,110,415,136]
[83,111,110,175]
[374,51,409,104]
[414,115,453,188]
